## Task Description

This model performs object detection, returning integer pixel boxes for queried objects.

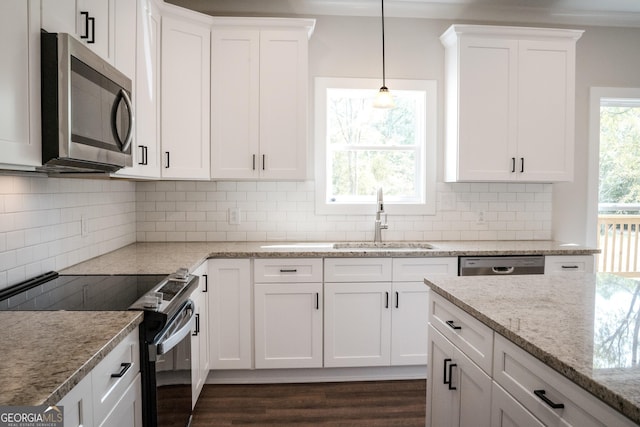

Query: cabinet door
[161,15,211,179]
[491,381,545,427]
[254,282,323,368]
[191,262,210,407]
[41,0,76,34]
[324,282,391,367]
[210,29,260,179]
[76,0,115,61]
[517,39,575,182]
[125,0,161,178]
[391,282,428,365]
[259,30,308,179]
[427,325,456,427]
[427,326,492,427]
[57,373,94,427]
[455,37,518,181]
[0,0,41,169]
[98,373,143,427]
[208,259,252,369]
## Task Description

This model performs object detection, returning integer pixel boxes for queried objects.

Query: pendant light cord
[381,0,387,88]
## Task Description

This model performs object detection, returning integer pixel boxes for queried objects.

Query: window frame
[314,77,437,215]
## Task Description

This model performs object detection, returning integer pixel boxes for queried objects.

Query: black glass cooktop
[0,273,166,311]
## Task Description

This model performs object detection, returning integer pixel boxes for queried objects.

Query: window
[315,77,436,215]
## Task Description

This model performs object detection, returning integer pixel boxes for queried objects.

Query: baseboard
[205,365,427,384]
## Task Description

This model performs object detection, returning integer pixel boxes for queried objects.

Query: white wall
[0,176,136,289]
[554,25,640,245]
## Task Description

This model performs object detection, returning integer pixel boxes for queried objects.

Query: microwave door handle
[117,89,134,153]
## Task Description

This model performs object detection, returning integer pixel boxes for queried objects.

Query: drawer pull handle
[111,362,132,378]
[561,265,579,269]
[443,358,457,390]
[395,291,399,308]
[279,269,297,273]
[446,320,462,330]
[534,389,565,409]
[315,292,319,310]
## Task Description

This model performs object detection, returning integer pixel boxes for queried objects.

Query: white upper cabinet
[42,0,115,65]
[116,0,161,178]
[210,19,315,180]
[0,0,41,170]
[441,25,583,182]
[160,10,211,179]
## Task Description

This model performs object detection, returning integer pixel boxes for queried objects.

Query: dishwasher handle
[491,266,515,274]
[153,300,195,356]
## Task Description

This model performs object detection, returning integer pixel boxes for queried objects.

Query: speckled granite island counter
[424,272,640,425]
[61,240,598,275]
[0,311,143,406]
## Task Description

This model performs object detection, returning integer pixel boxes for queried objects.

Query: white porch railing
[597,214,640,276]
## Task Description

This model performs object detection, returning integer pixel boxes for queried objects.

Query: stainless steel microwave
[40,32,133,173]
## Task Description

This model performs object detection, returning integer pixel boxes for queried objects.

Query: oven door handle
[154,300,195,356]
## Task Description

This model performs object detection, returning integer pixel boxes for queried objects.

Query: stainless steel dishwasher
[458,255,545,276]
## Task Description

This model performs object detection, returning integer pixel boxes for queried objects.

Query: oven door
[150,300,195,427]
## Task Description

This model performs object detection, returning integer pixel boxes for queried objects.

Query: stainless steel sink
[332,242,436,250]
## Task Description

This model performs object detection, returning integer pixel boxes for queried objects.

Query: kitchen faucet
[374,187,388,243]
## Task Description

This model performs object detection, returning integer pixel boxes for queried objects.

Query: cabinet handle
[165,151,170,168]
[561,265,579,269]
[520,157,524,173]
[395,291,399,308]
[534,389,565,409]
[262,154,266,170]
[443,358,457,390]
[252,154,256,170]
[80,11,90,39]
[110,362,132,378]
[202,274,208,292]
[446,320,462,330]
[192,313,200,336]
[279,269,297,273]
[138,145,148,165]
[88,16,95,43]
[511,157,516,173]
[315,292,319,310]
[143,146,148,165]
[385,292,389,309]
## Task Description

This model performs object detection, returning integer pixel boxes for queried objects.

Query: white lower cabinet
[491,381,544,427]
[427,325,492,427]
[428,294,637,427]
[324,281,392,367]
[493,333,636,427]
[253,258,323,369]
[191,261,210,408]
[208,259,252,369]
[391,282,430,365]
[254,282,323,368]
[58,328,141,427]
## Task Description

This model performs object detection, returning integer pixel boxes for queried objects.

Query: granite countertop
[424,273,640,424]
[61,240,598,275]
[0,311,143,406]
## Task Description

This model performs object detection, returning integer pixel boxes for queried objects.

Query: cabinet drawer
[392,257,457,281]
[324,258,392,282]
[429,292,493,374]
[254,258,322,283]
[494,334,636,427]
[544,255,594,273]
[92,329,140,424]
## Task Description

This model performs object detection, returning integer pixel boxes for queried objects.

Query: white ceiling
[170,0,640,27]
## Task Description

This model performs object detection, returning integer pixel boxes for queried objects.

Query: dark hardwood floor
[191,380,426,426]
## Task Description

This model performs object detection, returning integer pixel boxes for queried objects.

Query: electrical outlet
[477,211,485,224]
[229,207,241,225]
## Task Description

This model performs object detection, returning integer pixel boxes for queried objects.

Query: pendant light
[373,0,395,108]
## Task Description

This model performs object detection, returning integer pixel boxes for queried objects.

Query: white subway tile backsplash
[0,176,135,289]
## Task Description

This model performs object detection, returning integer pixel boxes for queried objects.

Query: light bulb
[373,86,395,109]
